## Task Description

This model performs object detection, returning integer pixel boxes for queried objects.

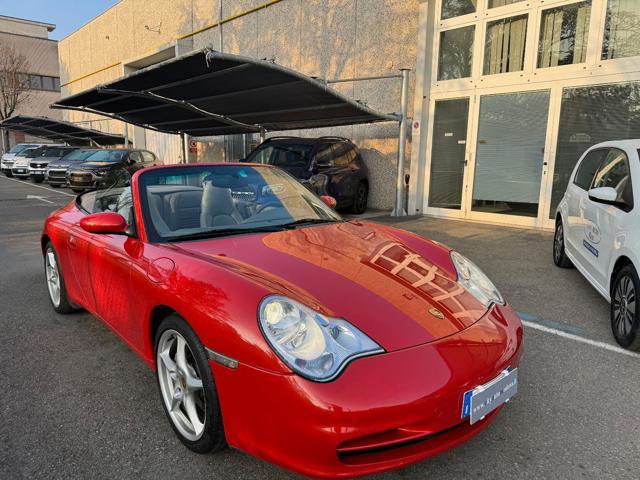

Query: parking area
[1,175,639,480]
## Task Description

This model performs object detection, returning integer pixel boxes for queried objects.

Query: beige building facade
[59,0,640,224]
[58,0,419,211]
[0,15,61,149]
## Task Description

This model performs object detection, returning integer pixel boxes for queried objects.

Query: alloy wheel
[554,223,564,263]
[45,248,61,307]
[157,329,207,441]
[613,274,636,338]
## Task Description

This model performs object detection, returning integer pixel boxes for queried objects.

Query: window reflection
[538,2,592,68]
[550,82,640,218]
[602,0,640,60]
[441,0,476,20]
[438,26,475,81]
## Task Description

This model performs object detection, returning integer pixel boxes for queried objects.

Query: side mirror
[588,187,619,205]
[320,195,337,209]
[80,212,128,234]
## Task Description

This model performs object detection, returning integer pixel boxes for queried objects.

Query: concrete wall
[0,30,61,149]
[0,16,53,39]
[59,0,420,209]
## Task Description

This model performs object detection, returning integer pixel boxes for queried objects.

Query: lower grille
[47,170,67,179]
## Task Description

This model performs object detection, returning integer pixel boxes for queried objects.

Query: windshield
[61,149,99,162]
[43,146,75,157]
[8,144,37,154]
[245,144,313,168]
[84,150,128,163]
[139,165,342,242]
[25,147,47,158]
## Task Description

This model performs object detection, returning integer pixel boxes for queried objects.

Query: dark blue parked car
[243,136,369,214]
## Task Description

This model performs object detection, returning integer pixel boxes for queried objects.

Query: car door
[583,147,634,290]
[72,188,135,337]
[565,148,608,263]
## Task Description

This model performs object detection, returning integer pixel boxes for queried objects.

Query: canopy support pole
[123,124,129,147]
[391,69,410,217]
[259,127,266,144]
[181,132,189,164]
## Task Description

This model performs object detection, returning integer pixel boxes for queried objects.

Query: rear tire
[350,182,368,214]
[44,242,75,314]
[155,314,227,453]
[553,218,573,268]
[611,265,640,351]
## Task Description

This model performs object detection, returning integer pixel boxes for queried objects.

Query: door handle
[69,235,77,248]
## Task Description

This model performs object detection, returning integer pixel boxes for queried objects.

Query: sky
[2,0,119,40]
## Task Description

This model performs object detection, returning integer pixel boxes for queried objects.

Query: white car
[1,143,43,176]
[554,140,640,350]
[10,147,40,178]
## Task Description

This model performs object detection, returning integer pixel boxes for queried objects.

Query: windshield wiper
[169,225,285,241]
[279,218,339,229]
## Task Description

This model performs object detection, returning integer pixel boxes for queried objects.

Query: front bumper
[211,304,523,478]
[68,172,98,188]
[46,169,68,185]
[11,166,29,177]
[29,168,46,178]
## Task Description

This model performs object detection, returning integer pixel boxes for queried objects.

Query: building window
[438,26,475,81]
[441,0,476,20]
[30,75,42,90]
[484,14,528,75]
[549,82,640,218]
[489,0,525,7]
[538,1,592,69]
[602,0,640,60]
[23,74,61,92]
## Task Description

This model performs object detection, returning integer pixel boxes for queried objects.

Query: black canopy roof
[0,115,124,146]
[51,49,398,137]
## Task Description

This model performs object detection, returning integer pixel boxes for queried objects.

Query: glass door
[427,98,470,212]
[469,90,551,219]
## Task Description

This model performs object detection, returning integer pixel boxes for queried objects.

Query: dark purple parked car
[243,136,369,214]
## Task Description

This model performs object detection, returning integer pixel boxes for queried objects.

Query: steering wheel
[255,202,282,215]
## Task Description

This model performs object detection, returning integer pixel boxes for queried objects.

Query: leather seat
[164,191,203,231]
[200,184,242,227]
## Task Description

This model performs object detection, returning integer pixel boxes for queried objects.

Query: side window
[129,151,142,163]
[592,148,633,207]
[315,146,333,167]
[574,149,607,190]
[331,143,350,167]
[141,151,156,163]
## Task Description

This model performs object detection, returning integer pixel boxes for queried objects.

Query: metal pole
[392,69,410,217]
[219,0,224,53]
[259,128,266,144]
[123,124,129,147]
[181,132,189,164]
[0,128,6,154]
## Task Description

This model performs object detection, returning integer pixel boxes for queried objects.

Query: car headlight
[450,251,504,308]
[259,295,383,382]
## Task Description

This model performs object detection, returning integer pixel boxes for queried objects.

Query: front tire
[611,265,640,350]
[3,170,12,177]
[155,314,226,453]
[44,242,75,314]
[553,218,573,268]
[33,177,44,183]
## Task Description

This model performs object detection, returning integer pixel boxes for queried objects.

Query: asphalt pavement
[0,175,638,479]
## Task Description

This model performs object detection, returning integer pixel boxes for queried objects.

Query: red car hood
[173,221,488,352]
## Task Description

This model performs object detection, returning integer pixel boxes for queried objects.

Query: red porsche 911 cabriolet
[42,163,522,478]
